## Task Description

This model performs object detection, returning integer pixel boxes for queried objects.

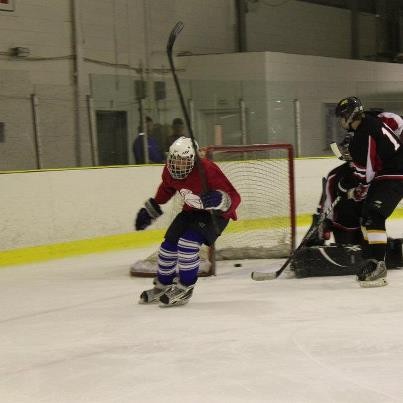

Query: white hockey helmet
[167,136,198,179]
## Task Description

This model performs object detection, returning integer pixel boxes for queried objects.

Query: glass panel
[5,75,403,170]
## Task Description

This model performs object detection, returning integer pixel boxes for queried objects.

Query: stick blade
[167,21,184,51]
[251,271,277,281]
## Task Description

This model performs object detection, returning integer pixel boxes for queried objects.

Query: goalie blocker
[291,238,403,278]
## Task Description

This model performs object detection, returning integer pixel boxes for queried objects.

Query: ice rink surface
[1,221,403,403]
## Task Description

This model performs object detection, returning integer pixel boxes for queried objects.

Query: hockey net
[130,144,296,277]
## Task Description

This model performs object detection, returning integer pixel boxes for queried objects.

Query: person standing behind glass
[167,118,187,148]
[133,116,164,164]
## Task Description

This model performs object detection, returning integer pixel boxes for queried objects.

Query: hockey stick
[167,21,220,235]
[167,22,200,168]
[251,196,341,281]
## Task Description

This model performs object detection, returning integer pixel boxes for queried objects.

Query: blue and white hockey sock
[177,230,204,286]
[157,240,178,285]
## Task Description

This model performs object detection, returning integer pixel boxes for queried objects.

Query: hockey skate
[357,259,388,288]
[139,278,173,304]
[159,280,194,307]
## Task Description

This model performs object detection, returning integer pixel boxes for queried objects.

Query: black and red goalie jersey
[348,113,403,184]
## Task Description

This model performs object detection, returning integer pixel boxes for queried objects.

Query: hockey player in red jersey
[135,136,241,306]
[334,96,403,287]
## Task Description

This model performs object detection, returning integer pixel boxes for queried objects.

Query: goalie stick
[167,22,219,237]
[251,196,341,281]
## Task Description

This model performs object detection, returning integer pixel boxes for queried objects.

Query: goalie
[291,106,403,280]
[134,136,241,306]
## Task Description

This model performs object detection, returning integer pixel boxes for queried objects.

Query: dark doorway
[96,111,128,165]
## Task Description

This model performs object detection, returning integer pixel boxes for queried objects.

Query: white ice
[1,221,403,403]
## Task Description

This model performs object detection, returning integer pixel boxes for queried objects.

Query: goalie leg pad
[291,244,365,278]
[291,238,403,278]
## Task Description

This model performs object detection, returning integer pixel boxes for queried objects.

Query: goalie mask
[167,136,198,179]
[335,96,364,130]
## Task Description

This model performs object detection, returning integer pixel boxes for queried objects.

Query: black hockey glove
[200,190,231,211]
[336,176,357,199]
[336,177,348,198]
[337,179,368,202]
[135,198,163,231]
[347,183,369,202]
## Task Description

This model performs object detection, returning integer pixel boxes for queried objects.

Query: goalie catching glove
[135,198,163,230]
[200,190,231,212]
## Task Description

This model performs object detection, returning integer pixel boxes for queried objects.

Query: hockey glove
[200,190,231,211]
[336,178,351,198]
[135,198,163,231]
[347,183,369,202]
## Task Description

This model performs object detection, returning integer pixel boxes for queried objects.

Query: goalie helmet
[335,96,364,127]
[167,136,198,179]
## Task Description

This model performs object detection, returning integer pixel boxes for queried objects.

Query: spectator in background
[167,117,187,148]
[133,116,164,164]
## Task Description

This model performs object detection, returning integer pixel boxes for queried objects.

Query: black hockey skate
[159,280,194,307]
[357,259,387,288]
[139,278,173,304]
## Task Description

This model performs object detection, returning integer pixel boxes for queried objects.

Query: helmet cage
[167,136,196,179]
[167,153,195,179]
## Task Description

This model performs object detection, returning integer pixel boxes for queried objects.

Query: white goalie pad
[130,243,290,277]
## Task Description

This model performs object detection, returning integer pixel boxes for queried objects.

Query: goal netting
[130,144,296,277]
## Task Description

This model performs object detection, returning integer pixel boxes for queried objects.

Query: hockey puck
[234,263,242,267]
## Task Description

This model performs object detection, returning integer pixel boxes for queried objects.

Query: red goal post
[130,143,296,277]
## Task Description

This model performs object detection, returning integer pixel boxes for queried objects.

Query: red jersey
[154,158,241,220]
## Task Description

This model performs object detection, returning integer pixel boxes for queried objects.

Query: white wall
[182,51,403,156]
[0,158,342,252]
[246,0,377,59]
